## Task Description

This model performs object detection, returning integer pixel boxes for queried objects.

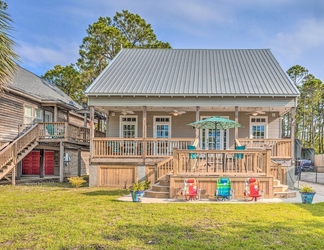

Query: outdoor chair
[46,124,54,135]
[244,178,264,201]
[234,145,246,172]
[187,145,198,159]
[107,141,124,155]
[181,179,201,201]
[215,177,234,201]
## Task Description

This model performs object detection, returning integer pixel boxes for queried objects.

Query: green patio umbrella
[187,116,242,149]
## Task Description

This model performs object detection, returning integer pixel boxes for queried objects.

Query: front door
[44,151,54,175]
[200,116,228,150]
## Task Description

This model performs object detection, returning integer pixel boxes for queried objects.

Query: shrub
[300,184,315,193]
[68,176,86,188]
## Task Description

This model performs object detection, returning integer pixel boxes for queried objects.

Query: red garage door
[22,151,40,175]
[45,151,54,175]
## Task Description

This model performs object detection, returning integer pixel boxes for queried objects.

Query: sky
[6,0,324,81]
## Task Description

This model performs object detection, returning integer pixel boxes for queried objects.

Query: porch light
[173,113,179,116]
[252,112,258,116]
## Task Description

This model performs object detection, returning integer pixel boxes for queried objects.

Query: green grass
[0,183,324,249]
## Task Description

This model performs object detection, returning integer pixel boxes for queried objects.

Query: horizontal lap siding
[0,92,24,141]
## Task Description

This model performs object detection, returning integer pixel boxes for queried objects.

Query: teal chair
[234,145,245,159]
[215,177,234,201]
[46,124,55,136]
[188,145,198,159]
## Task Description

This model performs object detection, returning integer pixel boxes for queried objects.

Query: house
[0,65,103,184]
[85,49,300,199]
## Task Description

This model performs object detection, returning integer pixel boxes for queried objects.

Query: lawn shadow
[292,202,324,217]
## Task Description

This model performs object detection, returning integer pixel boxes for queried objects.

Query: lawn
[0,182,324,250]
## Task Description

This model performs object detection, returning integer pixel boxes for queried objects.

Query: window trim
[119,115,138,138]
[153,116,172,138]
[249,116,268,139]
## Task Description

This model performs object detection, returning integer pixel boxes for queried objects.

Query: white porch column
[279,115,283,138]
[195,106,200,140]
[235,106,238,142]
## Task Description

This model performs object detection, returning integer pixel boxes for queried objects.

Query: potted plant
[129,180,150,202]
[299,184,316,204]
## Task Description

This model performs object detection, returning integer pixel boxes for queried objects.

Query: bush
[68,176,86,188]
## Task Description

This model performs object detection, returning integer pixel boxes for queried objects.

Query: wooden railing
[172,148,272,176]
[237,138,291,158]
[38,122,92,143]
[156,156,173,180]
[0,124,38,171]
[92,138,196,158]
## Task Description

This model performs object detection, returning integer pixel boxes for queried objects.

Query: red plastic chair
[181,179,200,201]
[244,178,264,201]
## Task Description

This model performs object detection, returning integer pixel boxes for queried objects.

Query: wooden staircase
[0,124,39,184]
[273,179,296,198]
[145,175,171,199]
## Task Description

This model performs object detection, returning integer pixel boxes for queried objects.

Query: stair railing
[156,156,173,181]
[0,124,38,171]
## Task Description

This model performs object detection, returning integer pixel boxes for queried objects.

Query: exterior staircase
[273,179,296,198]
[0,124,39,183]
[145,175,170,199]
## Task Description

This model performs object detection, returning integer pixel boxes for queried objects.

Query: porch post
[142,106,147,163]
[235,106,238,142]
[83,113,87,127]
[54,105,58,122]
[89,106,95,161]
[195,106,200,140]
[40,149,44,178]
[106,111,109,137]
[59,141,64,182]
[290,107,296,162]
[279,115,283,138]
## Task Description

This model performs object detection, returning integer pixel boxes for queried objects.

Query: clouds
[271,19,324,59]
[7,0,324,80]
[16,40,79,71]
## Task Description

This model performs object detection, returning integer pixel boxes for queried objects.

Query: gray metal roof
[86,49,300,97]
[10,65,81,109]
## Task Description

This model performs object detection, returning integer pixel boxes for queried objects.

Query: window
[35,109,43,122]
[250,117,268,139]
[120,116,137,138]
[153,116,171,138]
[24,106,33,124]
[45,111,52,122]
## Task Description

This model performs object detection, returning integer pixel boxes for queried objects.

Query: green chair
[46,124,55,136]
[215,177,234,201]
[234,145,245,159]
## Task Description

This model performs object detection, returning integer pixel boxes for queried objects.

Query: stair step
[152,184,169,192]
[145,190,169,198]
[273,185,289,192]
[159,179,170,186]
[274,191,297,198]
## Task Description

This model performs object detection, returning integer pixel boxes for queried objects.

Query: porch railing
[38,122,91,143]
[237,138,291,158]
[92,138,196,158]
[173,148,272,176]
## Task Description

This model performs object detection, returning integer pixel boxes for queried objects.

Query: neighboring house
[0,66,97,184]
[85,49,300,198]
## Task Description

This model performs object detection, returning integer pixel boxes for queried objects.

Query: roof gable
[86,49,299,97]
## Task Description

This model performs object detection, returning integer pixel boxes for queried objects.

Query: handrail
[156,156,173,180]
[0,124,38,170]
